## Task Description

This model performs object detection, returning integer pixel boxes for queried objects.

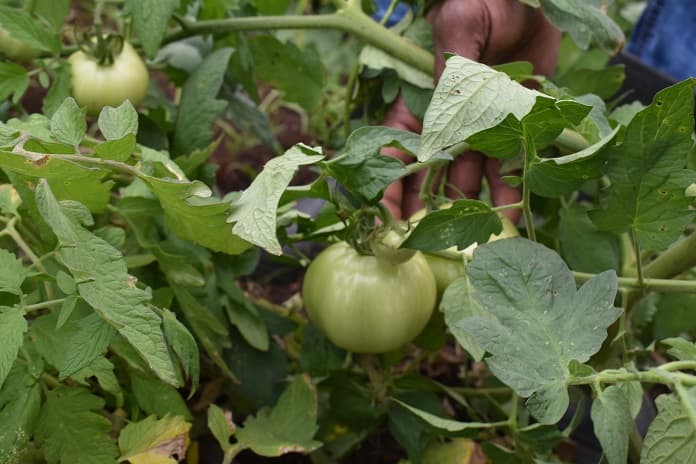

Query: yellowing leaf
[119,415,191,464]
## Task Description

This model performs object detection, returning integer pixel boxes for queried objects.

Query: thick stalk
[573,272,696,294]
[165,7,434,74]
[521,131,536,241]
[643,231,696,279]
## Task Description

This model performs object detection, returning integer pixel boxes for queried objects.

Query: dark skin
[382,0,562,222]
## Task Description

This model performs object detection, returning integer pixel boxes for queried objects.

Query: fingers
[445,151,485,199]
[484,158,522,223]
[427,0,489,78]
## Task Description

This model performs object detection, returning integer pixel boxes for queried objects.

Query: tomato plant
[0,1,695,464]
[69,39,149,115]
[302,241,436,353]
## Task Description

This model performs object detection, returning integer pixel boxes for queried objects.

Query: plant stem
[164,9,434,74]
[569,368,696,387]
[358,354,388,403]
[221,444,244,464]
[631,231,645,286]
[573,272,696,294]
[23,298,66,313]
[379,0,400,25]
[521,132,536,242]
[643,232,696,280]
[449,386,512,396]
[492,202,524,213]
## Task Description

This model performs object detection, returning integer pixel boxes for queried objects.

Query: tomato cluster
[302,212,519,353]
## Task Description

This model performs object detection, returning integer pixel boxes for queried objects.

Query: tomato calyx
[76,31,125,66]
[369,222,417,265]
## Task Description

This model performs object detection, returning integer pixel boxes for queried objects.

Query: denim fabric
[373,0,410,27]
[627,0,696,80]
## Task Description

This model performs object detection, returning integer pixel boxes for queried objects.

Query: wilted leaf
[119,414,191,464]
[228,144,323,255]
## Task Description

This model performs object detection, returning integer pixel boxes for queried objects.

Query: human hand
[382,0,561,222]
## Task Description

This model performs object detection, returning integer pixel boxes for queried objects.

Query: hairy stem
[23,298,66,313]
[573,272,696,294]
[521,131,536,241]
[165,8,434,74]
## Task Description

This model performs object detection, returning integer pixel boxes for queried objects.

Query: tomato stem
[358,354,388,403]
[573,272,696,294]
[520,130,536,242]
[164,10,434,75]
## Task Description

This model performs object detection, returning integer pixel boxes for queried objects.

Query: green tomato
[69,41,149,115]
[0,26,40,61]
[411,206,520,294]
[302,242,437,353]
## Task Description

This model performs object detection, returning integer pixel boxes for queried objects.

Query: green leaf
[236,375,321,456]
[662,338,696,361]
[59,313,115,380]
[248,35,325,110]
[162,309,200,393]
[458,238,621,423]
[0,250,29,295]
[171,286,237,383]
[393,399,496,432]
[0,363,41,464]
[537,0,625,53]
[143,176,252,255]
[0,62,29,103]
[298,325,345,377]
[465,96,590,160]
[359,45,433,89]
[0,307,26,388]
[43,63,73,117]
[590,79,696,251]
[33,0,71,30]
[526,125,620,197]
[94,135,137,162]
[558,203,619,273]
[402,200,502,252]
[35,180,179,386]
[35,387,119,464]
[125,0,179,59]
[129,368,191,420]
[0,148,113,213]
[0,5,61,53]
[50,98,86,146]
[323,126,417,202]
[419,56,544,161]
[97,100,138,140]
[173,48,232,156]
[641,392,696,463]
[256,0,288,14]
[556,65,625,99]
[227,144,323,255]
[118,415,190,464]
[220,281,269,351]
[440,276,489,361]
[207,404,235,452]
[591,386,632,464]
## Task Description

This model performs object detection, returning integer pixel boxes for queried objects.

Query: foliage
[0,0,695,463]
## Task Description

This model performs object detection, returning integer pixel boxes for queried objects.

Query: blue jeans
[628,0,696,80]
[372,0,410,27]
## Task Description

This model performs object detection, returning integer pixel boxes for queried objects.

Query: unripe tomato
[302,242,437,353]
[411,206,519,294]
[69,41,149,115]
[0,26,40,61]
